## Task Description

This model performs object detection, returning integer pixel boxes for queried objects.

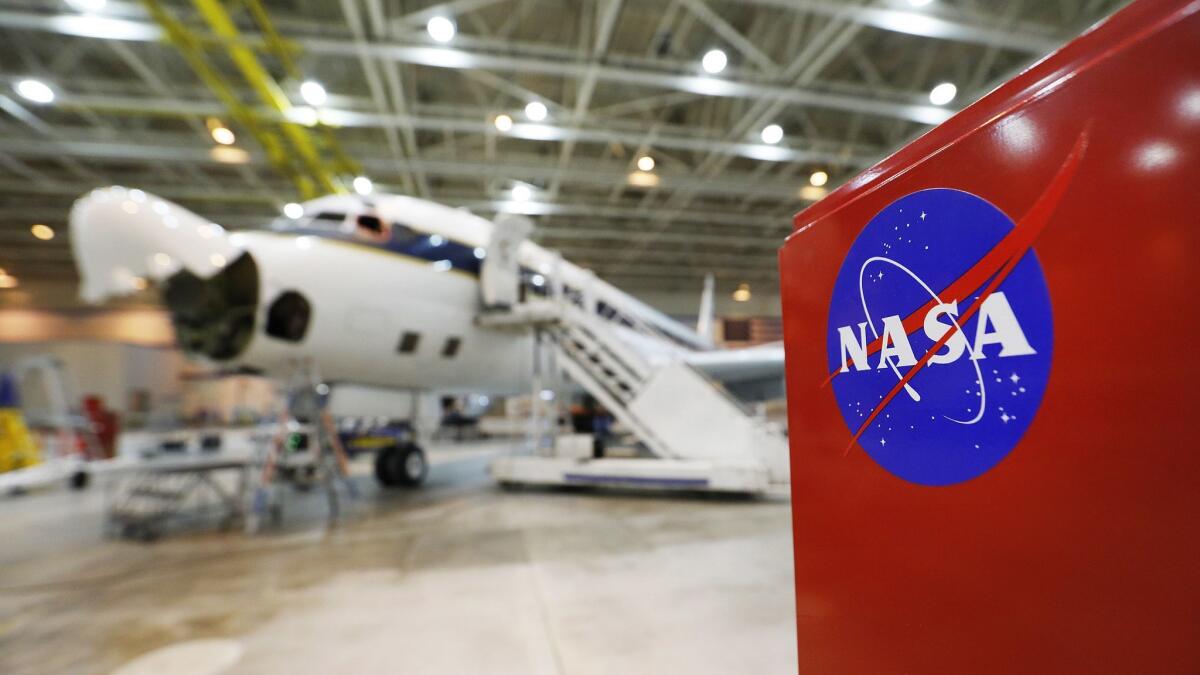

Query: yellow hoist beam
[141,0,360,200]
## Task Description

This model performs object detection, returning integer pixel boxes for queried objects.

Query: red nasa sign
[779,0,1200,671]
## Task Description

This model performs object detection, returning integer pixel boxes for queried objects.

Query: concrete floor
[0,442,797,674]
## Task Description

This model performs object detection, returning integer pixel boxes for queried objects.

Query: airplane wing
[683,342,784,383]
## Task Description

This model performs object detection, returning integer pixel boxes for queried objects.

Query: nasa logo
[826,188,1053,486]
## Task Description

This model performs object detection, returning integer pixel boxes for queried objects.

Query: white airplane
[68,188,786,490]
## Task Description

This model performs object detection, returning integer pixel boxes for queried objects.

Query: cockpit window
[357,215,383,234]
[313,212,346,224]
[354,213,391,243]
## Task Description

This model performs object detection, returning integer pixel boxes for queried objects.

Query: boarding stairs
[481,299,789,493]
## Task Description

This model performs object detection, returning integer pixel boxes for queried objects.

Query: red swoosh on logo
[835,129,1089,456]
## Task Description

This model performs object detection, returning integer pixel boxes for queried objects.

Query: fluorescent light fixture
[209,146,250,164]
[627,171,660,188]
[637,155,655,172]
[524,101,548,121]
[494,113,513,132]
[31,224,54,241]
[66,0,107,11]
[761,124,783,144]
[809,170,828,187]
[473,247,486,259]
[353,175,373,195]
[432,259,452,272]
[290,106,319,126]
[511,184,533,202]
[429,234,445,246]
[15,79,54,104]
[701,49,728,75]
[210,253,227,268]
[300,80,327,106]
[531,274,546,288]
[929,82,957,105]
[798,185,827,201]
[283,202,304,219]
[427,16,456,43]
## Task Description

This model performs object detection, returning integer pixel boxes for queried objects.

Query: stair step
[130,486,186,500]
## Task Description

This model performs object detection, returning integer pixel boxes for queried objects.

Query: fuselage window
[265,290,311,342]
[441,336,461,358]
[397,331,420,354]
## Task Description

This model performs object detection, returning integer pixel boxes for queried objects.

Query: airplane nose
[69,186,242,302]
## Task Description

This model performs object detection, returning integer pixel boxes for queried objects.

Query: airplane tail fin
[696,273,715,343]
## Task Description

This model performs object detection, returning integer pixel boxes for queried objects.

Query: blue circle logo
[826,188,1053,486]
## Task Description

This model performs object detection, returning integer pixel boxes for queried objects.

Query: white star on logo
[920,211,927,220]
[1009,373,1020,384]
[1000,412,1011,423]
[880,438,887,446]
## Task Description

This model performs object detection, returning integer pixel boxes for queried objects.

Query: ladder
[481,300,790,484]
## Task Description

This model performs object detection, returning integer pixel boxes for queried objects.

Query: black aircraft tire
[374,446,400,487]
[396,444,428,487]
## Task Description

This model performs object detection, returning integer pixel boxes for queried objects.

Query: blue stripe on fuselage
[283,227,482,276]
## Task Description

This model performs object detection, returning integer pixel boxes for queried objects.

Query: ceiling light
[299,80,327,107]
[0,275,18,289]
[31,224,54,240]
[494,113,513,132]
[473,247,486,259]
[761,124,783,145]
[210,125,235,145]
[15,79,54,104]
[637,155,655,172]
[929,82,957,105]
[209,146,250,164]
[511,184,533,202]
[531,274,546,287]
[701,49,728,74]
[627,171,660,188]
[353,175,373,195]
[799,185,827,201]
[290,106,318,126]
[524,101,548,121]
[809,170,828,187]
[732,283,751,302]
[907,0,934,6]
[131,277,148,291]
[283,202,304,219]
[427,16,456,43]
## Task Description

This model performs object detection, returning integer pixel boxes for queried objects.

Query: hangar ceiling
[0,0,1125,299]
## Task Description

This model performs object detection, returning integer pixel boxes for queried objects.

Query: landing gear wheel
[374,444,427,488]
[396,444,427,487]
[374,447,400,487]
